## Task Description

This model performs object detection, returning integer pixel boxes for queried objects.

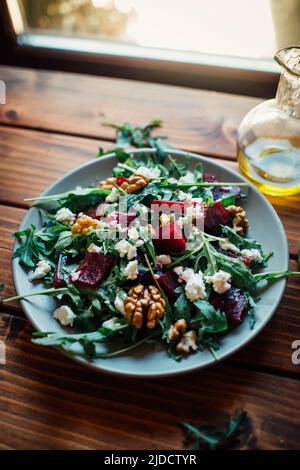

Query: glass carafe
[237,46,300,196]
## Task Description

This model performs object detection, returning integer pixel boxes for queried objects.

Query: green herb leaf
[12,224,43,268]
[245,293,258,329]
[182,411,248,450]
[254,270,300,283]
[174,288,192,322]
[193,300,228,336]
[214,252,256,296]
[221,225,262,251]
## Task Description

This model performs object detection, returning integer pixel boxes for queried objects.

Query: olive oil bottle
[238,46,300,196]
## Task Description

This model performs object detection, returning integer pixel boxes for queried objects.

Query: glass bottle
[237,46,300,196]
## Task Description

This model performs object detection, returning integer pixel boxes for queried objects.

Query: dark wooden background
[0,66,299,449]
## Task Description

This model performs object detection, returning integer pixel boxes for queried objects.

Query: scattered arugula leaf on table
[182,411,248,450]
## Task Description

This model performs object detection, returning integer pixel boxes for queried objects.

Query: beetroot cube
[69,252,114,289]
[203,172,218,182]
[204,201,230,236]
[218,248,251,267]
[153,222,186,254]
[210,287,247,324]
[158,270,179,299]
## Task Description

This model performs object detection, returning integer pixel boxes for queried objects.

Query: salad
[4,150,298,361]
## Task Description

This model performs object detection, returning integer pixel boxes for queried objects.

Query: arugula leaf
[0,283,4,301]
[203,241,218,274]
[182,411,248,450]
[54,231,73,253]
[221,225,262,251]
[79,337,96,356]
[60,188,110,212]
[245,293,258,329]
[27,188,110,211]
[32,322,128,357]
[194,162,203,181]
[193,300,228,336]
[167,154,191,178]
[214,252,256,296]
[3,287,69,303]
[95,330,159,358]
[254,270,300,283]
[101,119,168,150]
[12,224,44,268]
[219,195,236,207]
[174,288,192,322]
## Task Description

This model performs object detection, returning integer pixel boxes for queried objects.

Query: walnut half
[125,284,166,329]
[227,205,249,236]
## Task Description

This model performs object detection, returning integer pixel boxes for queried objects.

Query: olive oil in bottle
[238,137,300,196]
[237,46,300,196]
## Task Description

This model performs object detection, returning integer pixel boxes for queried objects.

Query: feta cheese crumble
[115,239,137,260]
[124,260,138,280]
[178,171,195,184]
[185,272,206,301]
[53,305,76,327]
[29,260,51,281]
[55,207,76,226]
[174,266,194,283]
[178,190,193,202]
[95,202,112,217]
[219,239,240,254]
[156,254,172,265]
[206,270,232,294]
[114,296,125,315]
[102,317,123,331]
[136,166,161,180]
[128,227,139,241]
[87,243,102,253]
[173,266,206,301]
[240,248,262,263]
[105,186,119,203]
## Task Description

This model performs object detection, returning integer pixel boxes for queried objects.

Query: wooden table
[0,66,299,450]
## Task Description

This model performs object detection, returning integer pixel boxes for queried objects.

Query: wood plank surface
[0,126,298,256]
[0,66,261,159]
[1,311,300,450]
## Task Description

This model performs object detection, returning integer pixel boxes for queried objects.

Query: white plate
[12,149,289,377]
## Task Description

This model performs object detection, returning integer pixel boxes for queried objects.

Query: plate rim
[12,148,289,377]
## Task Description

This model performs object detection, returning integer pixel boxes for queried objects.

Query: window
[4,0,289,96]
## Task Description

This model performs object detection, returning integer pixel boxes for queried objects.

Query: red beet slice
[153,222,186,254]
[53,254,68,288]
[204,201,230,236]
[210,287,247,324]
[69,252,114,289]
[218,248,251,267]
[158,270,179,299]
[105,211,137,227]
[83,205,98,219]
[203,173,218,182]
